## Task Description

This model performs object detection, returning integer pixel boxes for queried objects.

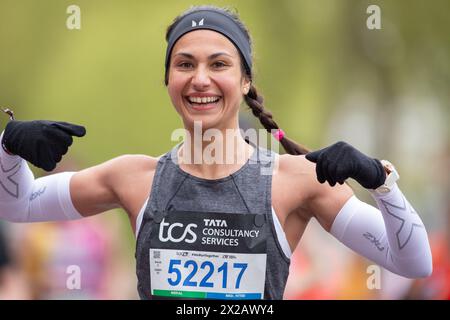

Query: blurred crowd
[0,159,138,300]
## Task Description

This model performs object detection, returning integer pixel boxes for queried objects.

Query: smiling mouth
[185,96,222,110]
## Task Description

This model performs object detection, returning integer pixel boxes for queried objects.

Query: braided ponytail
[244,85,309,155]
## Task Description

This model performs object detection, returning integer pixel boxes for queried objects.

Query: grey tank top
[135,143,290,300]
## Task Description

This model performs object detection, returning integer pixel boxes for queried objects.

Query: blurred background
[0,0,449,299]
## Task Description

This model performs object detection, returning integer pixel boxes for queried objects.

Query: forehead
[171,30,239,57]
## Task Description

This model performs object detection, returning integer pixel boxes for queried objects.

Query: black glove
[2,120,86,171]
[305,141,386,189]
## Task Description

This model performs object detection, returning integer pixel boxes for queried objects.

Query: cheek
[167,76,185,102]
[213,74,242,99]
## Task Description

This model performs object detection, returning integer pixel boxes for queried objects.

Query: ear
[242,78,251,95]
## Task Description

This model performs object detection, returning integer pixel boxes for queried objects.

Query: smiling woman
[168,31,245,125]
[163,6,308,156]
[0,4,432,300]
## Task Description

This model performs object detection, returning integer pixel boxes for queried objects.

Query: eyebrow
[173,52,233,60]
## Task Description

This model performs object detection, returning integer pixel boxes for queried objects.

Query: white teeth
[188,96,220,104]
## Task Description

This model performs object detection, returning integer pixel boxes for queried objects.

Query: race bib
[149,211,268,299]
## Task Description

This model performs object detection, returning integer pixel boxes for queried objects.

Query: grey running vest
[135,143,290,300]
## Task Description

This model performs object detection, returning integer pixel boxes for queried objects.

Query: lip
[185,93,222,98]
[184,96,222,111]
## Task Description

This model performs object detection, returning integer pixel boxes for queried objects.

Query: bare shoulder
[277,153,315,177]
[276,153,354,231]
[272,154,317,220]
[106,154,160,217]
[276,153,318,199]
[91,154,159,191]
[105,154,160,174]
[71,154,160,217]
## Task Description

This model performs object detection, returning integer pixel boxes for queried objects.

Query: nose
[191,65,211,90]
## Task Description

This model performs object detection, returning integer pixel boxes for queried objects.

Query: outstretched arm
[305,142,432,278]
[0,118,158,224]
[0,128,84,222]
[329,186,432,278]
[0,119,120,222]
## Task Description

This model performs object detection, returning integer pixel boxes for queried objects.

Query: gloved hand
[305,141,386,189]
[2,120,86,171]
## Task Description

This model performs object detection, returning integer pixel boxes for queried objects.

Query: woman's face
[167,30,250,131]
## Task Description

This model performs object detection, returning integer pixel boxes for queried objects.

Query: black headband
[165,10,252,76]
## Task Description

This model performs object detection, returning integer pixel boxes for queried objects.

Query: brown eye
[177,62,193,69]
[212,61,227,68]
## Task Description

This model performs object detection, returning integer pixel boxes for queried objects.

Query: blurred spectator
[399,206,450,300]
[284,220,348,299]
[0,223,31,299]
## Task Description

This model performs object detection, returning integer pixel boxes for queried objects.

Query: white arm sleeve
[330,184,432,278]
[0,133,83,222]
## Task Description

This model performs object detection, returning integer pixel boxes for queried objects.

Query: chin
[183,115,223,131]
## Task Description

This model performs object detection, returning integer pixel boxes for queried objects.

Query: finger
[40,151,57,171]
[324,144,347,186]
[57,132,73,148]
[36,141,57,172]
[305,150,321,163]
[42,161,57,172]
[334,165,348,185]
[52,150,63,163]
[42,128,71,161]
[46,144,64,163]
[44,126,73,147]
[320,158,333,186]
[315,154,327,184]
[46,141,65,163]
[61,145,69,156]
[51,122,86,137]
[327,161,338,187]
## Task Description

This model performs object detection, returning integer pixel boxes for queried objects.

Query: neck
[177,121,254,179]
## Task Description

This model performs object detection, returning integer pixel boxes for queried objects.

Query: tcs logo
[158,219,197,243]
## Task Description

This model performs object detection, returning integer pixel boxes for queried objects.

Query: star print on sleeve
[0,157,21,198]
[379,196,424,250]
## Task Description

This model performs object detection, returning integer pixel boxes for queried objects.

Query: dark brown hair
[165,5,309,155]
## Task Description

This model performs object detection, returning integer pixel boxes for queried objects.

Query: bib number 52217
[167,259,247,289]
